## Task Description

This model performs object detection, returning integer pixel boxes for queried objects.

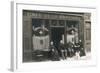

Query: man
[59,40,67,60]
[49,41,60,61]
[80,48,86,57]
[67,41,75,57]
[78,40,86,57]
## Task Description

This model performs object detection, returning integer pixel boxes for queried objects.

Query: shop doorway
[51,27,64,49]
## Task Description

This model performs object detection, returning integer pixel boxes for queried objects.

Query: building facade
[23,10,91,62]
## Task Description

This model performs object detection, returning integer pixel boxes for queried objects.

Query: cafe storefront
[23,10,91,62]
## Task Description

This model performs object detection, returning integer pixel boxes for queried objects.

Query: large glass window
[59,20,64,26]
[66,20,79,44]
[51,20,57,26]
[32,19,49,51]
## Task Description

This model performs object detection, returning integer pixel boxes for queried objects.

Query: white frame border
[11,1,97,72]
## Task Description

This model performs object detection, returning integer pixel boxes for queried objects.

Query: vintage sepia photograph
[23,10,91,62]
[11,1,97,71]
